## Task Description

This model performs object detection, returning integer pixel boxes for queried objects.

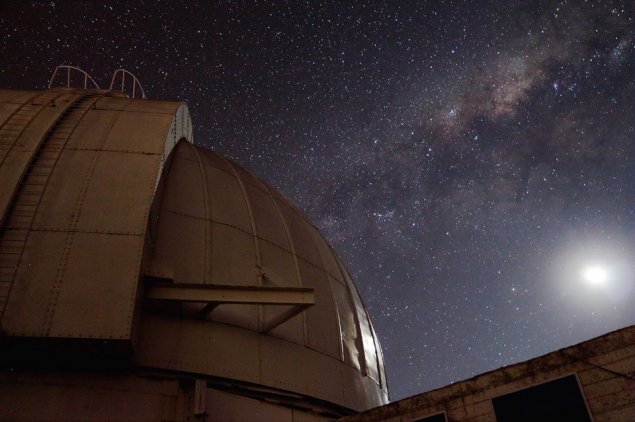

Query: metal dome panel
[142,140,388,410]
[0,89,192,339]
[0,87,386,417]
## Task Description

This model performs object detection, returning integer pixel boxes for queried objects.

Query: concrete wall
[341,325,635,422]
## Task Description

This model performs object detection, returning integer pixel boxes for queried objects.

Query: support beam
[146,283,314,306]
[145,283,315,330]
[198,302,219,318]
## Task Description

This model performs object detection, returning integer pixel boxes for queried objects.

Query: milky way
[1,0,634,399]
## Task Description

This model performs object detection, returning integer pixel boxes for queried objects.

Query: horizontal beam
[146,283,315,306]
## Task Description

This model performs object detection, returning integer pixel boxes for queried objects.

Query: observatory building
[344,325,635,422]
[2,71,634,422]
[0,71,388,420]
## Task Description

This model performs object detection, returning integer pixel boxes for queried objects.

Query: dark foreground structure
[343,325,635,422]
[0,85,388,421]
[1,83,633,421]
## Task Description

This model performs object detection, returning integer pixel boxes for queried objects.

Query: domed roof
[0,88,388,414]
[141,140,388,410]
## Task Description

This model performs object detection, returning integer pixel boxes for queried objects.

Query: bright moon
[581,265,608,286]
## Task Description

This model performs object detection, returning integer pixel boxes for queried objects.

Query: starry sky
[1,1,634,400]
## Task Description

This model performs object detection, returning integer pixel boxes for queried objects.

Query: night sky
[1,1,634,400]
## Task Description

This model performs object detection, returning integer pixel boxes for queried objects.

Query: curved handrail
[48,65,100,89]
[109,69,147,99]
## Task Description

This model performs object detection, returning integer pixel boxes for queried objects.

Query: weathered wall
[341,325,635,422]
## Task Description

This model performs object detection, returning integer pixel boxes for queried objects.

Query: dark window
[492,375,591,422]
[413,413,446,422]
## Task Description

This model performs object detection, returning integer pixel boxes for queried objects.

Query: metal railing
[109,69,147,99]
[48,66,148,99]
[47,65,100,90]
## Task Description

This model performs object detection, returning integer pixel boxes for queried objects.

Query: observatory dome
[0,87,388,420]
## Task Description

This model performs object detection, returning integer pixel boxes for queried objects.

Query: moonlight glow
[581,265,609,286]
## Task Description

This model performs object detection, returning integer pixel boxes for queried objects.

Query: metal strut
[145,282,315,333]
